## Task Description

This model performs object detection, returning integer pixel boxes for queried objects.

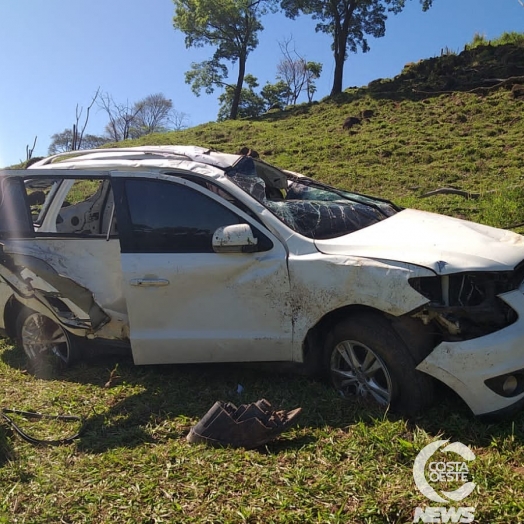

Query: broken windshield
[226,158,399,239]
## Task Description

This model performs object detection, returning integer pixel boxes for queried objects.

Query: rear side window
[53,179,116,236]
[124,179,241,253]
[29,177,117,237]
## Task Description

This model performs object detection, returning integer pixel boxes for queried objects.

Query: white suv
[1,145,524,416]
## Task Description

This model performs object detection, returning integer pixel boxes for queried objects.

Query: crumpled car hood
[314,208,524,274]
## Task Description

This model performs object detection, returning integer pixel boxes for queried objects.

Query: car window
[175,173,267,226]
[24,178,56,225]
[227,161,399,239]
[124,179,242,253]
[36,178,117,236]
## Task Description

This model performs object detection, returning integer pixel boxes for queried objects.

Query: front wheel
[324,313,434,415]
[16,308,78,372]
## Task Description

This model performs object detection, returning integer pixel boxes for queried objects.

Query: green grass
[3,38,524,522]
[1,340,524,523]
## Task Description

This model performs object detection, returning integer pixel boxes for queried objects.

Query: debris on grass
[187,399,301,449]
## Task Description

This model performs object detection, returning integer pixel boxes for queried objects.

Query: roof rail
[29,146,207,168]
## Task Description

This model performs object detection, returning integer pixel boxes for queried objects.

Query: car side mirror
[212,224,258,253]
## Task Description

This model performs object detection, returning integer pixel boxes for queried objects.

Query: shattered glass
[227,165,399,239]
[264,199,385,239]
[228,174,268,202]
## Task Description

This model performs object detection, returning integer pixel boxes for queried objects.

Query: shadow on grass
[3,343,524,454]
[0,424,15,467]
[1,344,344,452]
[72,359,358,454]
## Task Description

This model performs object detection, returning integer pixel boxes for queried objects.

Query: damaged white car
[1,145,524,417]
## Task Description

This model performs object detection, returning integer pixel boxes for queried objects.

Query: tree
[47,89,107,155]
[25,136,37,162]
[133,93,188,135]
[276,37,322,104]
[71,88,101,150]
[217,74,266,120]
[47,89,101,155]
[304,61,322,102]
[48,92,186,154]
[99,92,184,142]
[260,80,292,108]
[48,129,107,155]
[170,108,190,131]
[173,0,274,120]
[281,0,433,96]
[99,92,143,142]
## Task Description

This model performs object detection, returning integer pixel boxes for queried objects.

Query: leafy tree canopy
[48,129,107,155]
[173,0,275,119]
[260,80,292,108]
[100,92,186,142]
[281,0,433,95]
[217,74,266,121]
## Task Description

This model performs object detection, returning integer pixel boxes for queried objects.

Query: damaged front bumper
[417,289,524,415]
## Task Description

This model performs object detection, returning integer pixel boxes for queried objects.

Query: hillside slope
[29,40,524,230]
[122,40,524,229]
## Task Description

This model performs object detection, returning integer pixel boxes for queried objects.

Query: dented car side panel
[121,249,293,364]
[0,238,127,338]
[287,254,434,361]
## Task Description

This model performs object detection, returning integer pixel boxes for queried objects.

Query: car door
[0,173,126,338]
[111,172,294,365]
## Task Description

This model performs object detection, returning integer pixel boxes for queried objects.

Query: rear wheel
[16,309,78,371]
[324,313,434,415]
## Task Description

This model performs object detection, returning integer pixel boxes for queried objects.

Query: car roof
[4,146,293,191]
[27,145,243,172]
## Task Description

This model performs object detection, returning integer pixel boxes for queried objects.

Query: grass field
[1,338,524,523]
[2,37,524,523]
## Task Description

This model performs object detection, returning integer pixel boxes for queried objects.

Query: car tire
[16,308,79,371]
[324,313,434,415]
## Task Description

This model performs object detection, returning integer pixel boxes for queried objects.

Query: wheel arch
[4,295,25,340]
[302,304,383,375]
[302,304,436,374]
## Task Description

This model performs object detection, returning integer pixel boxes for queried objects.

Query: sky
[0,0,523,167]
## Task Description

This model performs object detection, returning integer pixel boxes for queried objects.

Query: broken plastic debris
[186,399,301,449]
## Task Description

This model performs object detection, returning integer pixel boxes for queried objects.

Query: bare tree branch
[276,36,322,105]
[76,87,100,150]
[25,136,37,161]
[99,92,142,142]
[71,87,100,150]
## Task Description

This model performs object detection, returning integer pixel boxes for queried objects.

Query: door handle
[129,278,170,287]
